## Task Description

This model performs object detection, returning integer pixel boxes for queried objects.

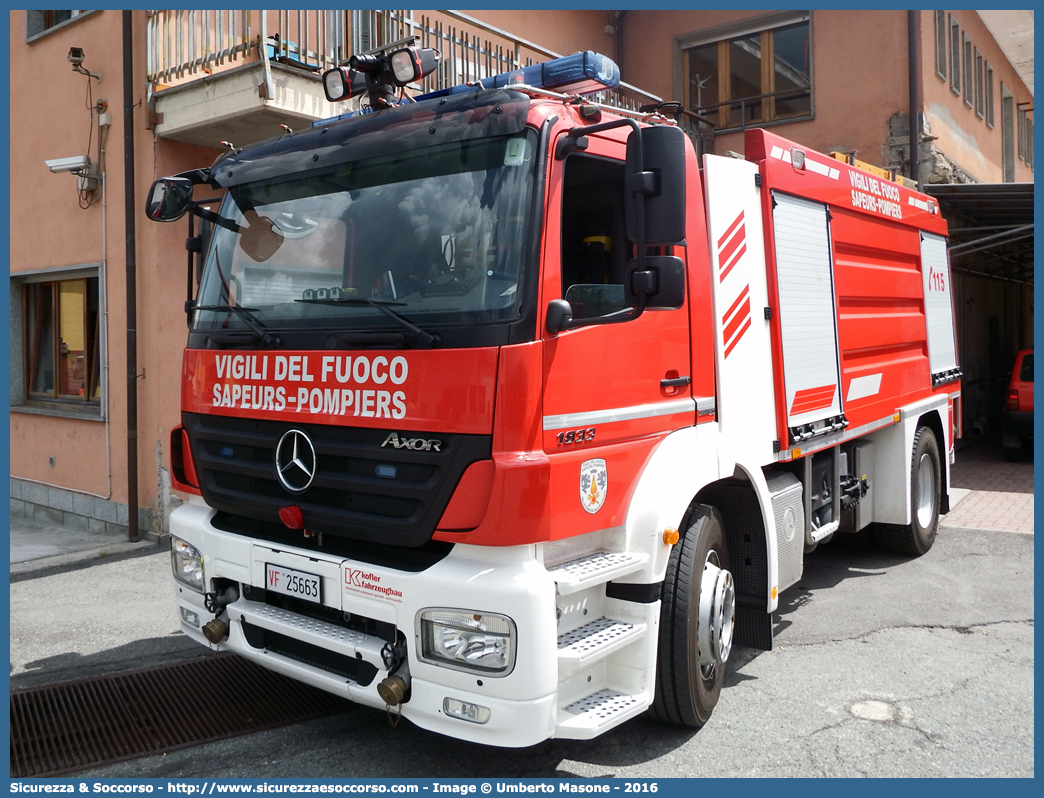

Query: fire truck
[146,46,961,747]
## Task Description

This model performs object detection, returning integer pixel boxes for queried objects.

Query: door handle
[660,376,691,388]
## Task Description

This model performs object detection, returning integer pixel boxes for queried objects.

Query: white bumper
[170,501,560,747]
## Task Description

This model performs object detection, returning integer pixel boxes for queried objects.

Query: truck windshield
[193,131,537,341]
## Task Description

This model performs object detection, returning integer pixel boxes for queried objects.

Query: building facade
[9,9,1033,537]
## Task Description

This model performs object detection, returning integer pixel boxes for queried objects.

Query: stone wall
[9,478,164,541]
[885,112,978,185]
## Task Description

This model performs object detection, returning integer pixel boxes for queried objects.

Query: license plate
[265,563,322,604]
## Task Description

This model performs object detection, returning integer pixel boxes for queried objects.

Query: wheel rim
[916,451,936,528]
[697,551,736,672]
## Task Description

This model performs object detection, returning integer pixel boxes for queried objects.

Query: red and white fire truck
[147,47,961,747]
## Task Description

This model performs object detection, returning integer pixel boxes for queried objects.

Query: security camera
[45,155,90,174]
[68,47,85,66]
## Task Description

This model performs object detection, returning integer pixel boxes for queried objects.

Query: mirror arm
[174,168,211,185]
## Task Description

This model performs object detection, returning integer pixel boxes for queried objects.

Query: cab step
[548,551,648,595]
[556,688,650,738]
[557,617,646,674]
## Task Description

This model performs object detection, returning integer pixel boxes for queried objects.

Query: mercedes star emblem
[275,429,317,493]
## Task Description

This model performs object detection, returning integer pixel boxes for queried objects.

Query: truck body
[151,51,961,747]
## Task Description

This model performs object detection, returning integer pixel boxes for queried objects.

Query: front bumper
[171,501,560,747]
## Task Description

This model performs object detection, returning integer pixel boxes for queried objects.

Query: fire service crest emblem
[579,458,608,514]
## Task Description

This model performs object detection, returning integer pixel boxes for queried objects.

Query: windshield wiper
[193,303,281,347]
[296,297,439,349]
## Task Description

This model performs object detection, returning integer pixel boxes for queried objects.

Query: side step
[557,617,646,676]
[556,689,650,738]
[547,551,648,595]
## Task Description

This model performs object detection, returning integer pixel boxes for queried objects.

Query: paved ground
[945,433,1034,534]
[9,514,159,581]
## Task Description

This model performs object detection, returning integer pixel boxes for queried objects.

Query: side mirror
[625,255,685,310]
[545,298,574,335]
[145,177,194,222]
[625,125,687,246]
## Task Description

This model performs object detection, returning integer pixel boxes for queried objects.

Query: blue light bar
[420,51,620,100]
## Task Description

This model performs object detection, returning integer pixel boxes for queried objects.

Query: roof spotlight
[322,45,440,108]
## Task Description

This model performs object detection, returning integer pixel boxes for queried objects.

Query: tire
[1004,446,1022,463]
[650,504,735,728]
[875,426,941,556]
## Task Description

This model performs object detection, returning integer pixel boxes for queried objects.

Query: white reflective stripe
[770,146,839,179]
[846,373,883,402]
[908,196,931,212]
[543,398,696,431]
[805,158,840,180]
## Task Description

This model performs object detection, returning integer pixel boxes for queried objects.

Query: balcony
[146,9,658,151]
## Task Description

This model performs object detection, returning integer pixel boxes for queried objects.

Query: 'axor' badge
[580,458,608,514]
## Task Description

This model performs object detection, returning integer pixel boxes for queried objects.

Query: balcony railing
[691,87,813,132]
[145,9,657,110]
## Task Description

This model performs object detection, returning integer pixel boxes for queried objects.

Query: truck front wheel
[650,504,735,728]
[875,426,941,556]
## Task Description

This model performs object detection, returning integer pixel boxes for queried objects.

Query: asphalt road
[9,517,1033,779]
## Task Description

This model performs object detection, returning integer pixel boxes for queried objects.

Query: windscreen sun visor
[209,89,531,190]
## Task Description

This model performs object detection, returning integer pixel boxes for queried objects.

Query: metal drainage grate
[10,653,352,777]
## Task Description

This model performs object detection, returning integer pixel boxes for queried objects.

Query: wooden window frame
[949,15,961,95]
[23,276,101,405]
[681,14,812,132]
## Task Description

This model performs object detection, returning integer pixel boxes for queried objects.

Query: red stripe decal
[717,211,745,249]
[722,298,747,346]
[722,285,750,326]
[718,223,746,272]
[719,242,747,282]
[723,318,751,359]
[790,384,837,415]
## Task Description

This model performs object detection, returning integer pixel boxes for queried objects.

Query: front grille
[184,412,491,548]
[211,472,418,518]
[241,620,379,685]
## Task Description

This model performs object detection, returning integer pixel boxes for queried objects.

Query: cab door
[540,131,693,540]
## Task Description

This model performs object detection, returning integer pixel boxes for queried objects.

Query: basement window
[11,267,104,419]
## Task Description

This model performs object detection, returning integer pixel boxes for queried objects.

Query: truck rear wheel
[650,504,735,728]
[875,426,941,556]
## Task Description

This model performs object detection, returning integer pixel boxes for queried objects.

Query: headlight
[170,535,205,592]
[417,608,516,676]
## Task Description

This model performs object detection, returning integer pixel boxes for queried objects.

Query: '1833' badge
[580,458,608,514]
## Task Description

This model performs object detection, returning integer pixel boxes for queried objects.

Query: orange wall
[620,9,1032,182]
[10,10,222,509]
[464,9,615,61]
[621,10,908,165]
